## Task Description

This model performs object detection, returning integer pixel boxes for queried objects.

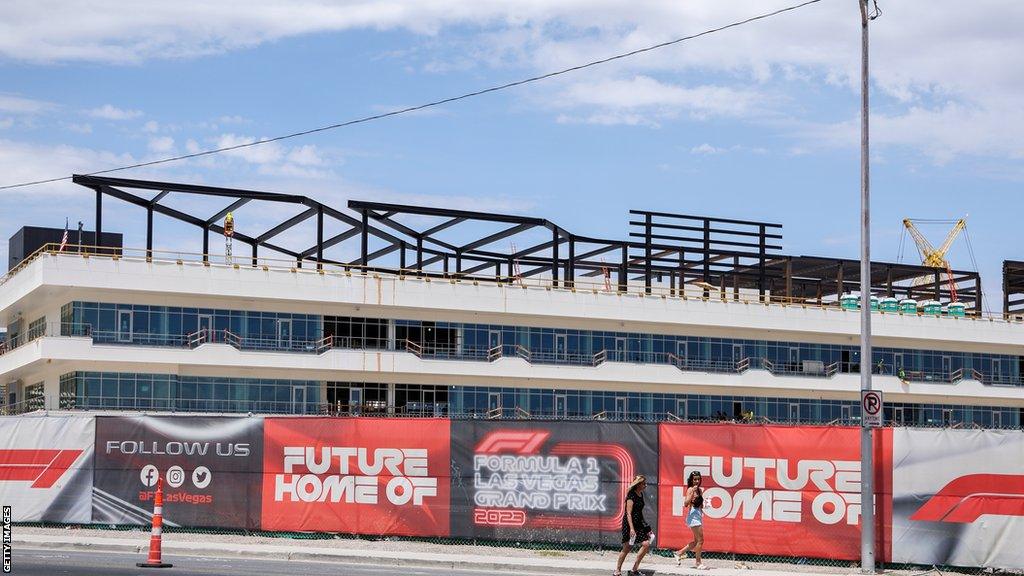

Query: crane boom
[902,217,966,268]
[934,219,966,263]
[902,218,936,264]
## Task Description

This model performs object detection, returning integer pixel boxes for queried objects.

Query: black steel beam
[256,207,318,242]
[146,206,153,257]
[422,217,465,237]
[94,188,102,243]
[206,198,251,225]
[365,212,423,239]
[348,243,400,266]
[299,228,359,258]
[349,200,546,226]
[627,232,783,251]
[316,206,324,270]
[103,185,207,228]
[73,175,308,204]
[627,220,784,240]
[150,190,171,206]
[629,209,782,229]
[459,222,538,253]
[320,205,402,246]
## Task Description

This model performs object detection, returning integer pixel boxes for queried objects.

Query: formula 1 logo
[0,449,83,488]
[475,431,551,454]
[911,474,1024,523]
[471,429,634,530]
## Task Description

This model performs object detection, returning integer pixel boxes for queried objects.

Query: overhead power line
[0,0,825,192]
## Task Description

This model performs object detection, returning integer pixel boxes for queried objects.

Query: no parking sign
[861,390,883,427]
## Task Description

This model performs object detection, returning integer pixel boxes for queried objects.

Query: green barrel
[870,296,880,311]
[947,302,966,317]
[880,297,899,312]
[899,299,917,314]
[921,300,942,316]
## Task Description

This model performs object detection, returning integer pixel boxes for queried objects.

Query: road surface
[11,548,550,576]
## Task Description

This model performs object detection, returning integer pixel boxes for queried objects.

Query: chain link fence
[14,522,1021,575]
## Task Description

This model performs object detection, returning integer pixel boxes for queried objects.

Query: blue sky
[1,0,1021,309]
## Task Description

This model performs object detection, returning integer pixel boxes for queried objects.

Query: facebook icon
[140,464,159,487]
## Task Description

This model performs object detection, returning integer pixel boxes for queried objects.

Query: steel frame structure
[72,175,982,314]
[1004,260,1024,318]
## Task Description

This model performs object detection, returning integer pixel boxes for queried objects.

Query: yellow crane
[901,217,967,300]
[902,217,966,269]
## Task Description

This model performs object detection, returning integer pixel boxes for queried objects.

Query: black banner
[450,420,658,546]
[93,416,263,530]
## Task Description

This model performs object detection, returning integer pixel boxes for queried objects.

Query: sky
[0,0,1022,311]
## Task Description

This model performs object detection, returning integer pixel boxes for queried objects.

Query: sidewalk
[13,527,868,576]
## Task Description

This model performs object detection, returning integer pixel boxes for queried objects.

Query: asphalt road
[10,548,536,576]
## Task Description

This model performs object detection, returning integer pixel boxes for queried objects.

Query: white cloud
[0,118,12,129]
[148,136,175,153]
[87,104,143,120]
[215,133,284,164]
[795,102,1024,164]
[0,1,1020,165]
[560,77,759,116]
[555,111,658,128]
[64,122,93,134]
[286,145,324,167]
[0,138,137,197]
[548,76,764,126]
[0,93,55,114]
[690,143,725,155]
[211,134,334,179]
[688,143,768,156]
[142,120,160,133]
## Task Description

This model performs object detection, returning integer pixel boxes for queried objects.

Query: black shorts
[621,523,652,545]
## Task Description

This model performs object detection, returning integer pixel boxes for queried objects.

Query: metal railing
[9,394,1022,429]
[12,321,1024,388]
[58,396,320,415]
[1,396,49,415]
[3,243,1018,324]
[762,359,841,378]
[898,368,963,383]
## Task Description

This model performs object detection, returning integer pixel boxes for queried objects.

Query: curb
[13,536,595,575]
[14,535,816,576]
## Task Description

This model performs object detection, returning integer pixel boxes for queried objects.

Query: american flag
[59,219,68,252]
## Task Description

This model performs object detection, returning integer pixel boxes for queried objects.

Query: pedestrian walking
[675,470,707,570]
[614,474,653,576]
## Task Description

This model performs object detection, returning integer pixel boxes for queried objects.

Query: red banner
[657,424,891,561]
[261,418,451,537]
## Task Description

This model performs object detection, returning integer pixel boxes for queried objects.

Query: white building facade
[2,249,1022,428]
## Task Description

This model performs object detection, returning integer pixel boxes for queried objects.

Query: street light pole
[858,0,875,573]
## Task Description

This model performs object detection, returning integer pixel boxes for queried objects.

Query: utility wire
[0,0,826,192]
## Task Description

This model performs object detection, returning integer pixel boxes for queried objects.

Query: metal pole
[858,0,875,573]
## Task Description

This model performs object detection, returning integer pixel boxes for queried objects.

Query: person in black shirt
[614,474,653,576]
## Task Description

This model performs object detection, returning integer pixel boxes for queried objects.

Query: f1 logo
[912,474,1024,523]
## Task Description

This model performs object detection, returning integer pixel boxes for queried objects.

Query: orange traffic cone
[136,477,173,568]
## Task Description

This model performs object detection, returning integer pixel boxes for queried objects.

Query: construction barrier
[0,413,1021,571]
[136,477,172,568]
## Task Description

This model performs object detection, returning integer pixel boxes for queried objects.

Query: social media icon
[192,466,212,489]
[140,464,159,487]
[166,465,185,488]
